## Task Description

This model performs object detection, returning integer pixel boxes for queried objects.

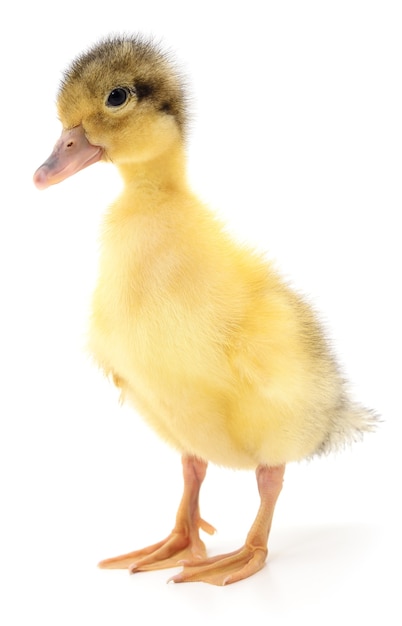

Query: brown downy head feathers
[58,35,188,134]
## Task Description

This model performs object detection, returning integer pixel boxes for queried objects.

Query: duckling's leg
[169,464,285,586]
[98,456,215,572]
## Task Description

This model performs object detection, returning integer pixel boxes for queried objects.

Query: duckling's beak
[33,125,103,190]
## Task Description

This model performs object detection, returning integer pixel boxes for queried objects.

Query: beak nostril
[67,141,73,148]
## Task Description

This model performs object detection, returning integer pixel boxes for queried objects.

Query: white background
[1,1,401,624]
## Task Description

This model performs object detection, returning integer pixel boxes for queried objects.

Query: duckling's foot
[170,463,285,586]
[169,544,267,585]
[98,519,214,572]
[98,455,215,572]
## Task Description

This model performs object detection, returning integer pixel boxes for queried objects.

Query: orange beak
[33,125,103,190]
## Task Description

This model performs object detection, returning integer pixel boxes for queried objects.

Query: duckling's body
[34,36,376,585]
[90,173,362,469]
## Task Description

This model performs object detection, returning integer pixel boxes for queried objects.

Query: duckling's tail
[316,400,379,456]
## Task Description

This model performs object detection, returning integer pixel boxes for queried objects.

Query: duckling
[33,35,377,586]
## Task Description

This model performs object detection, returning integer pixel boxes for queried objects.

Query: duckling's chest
[87,206,227,394]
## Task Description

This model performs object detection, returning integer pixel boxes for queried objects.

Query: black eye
[106,88,129,107]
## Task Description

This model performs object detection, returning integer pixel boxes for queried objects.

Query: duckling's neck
[117,139,188,193]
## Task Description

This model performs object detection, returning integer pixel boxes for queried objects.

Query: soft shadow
[257,523,383,607]
[271,522,380,563]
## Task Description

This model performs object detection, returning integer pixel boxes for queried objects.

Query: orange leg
[170,464,285,586]
[98,455,215,572]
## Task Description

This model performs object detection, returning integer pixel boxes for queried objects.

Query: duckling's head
[34,36,186,189]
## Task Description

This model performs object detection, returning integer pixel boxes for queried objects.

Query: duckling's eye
[106,88,129,107]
